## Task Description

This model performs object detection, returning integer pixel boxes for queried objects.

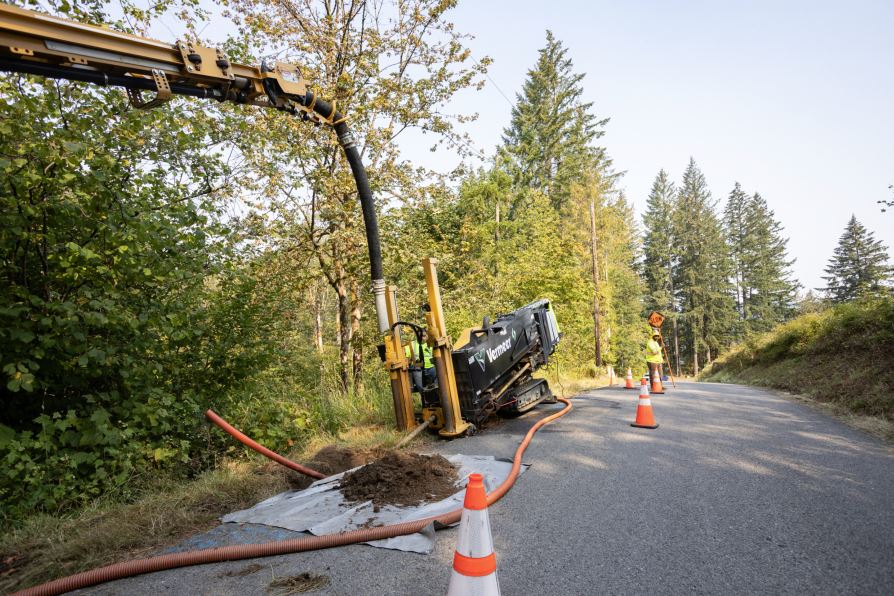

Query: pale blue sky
[404,0,894,292]
[152,0,893,292]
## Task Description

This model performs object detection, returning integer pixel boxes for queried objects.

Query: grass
[0,362,409,595]
[0,458,291,593]
[701,298,894,442]
[0,362,597,593]
[268,571,331,594]
[536,359,618,398]
[0,420,405,594]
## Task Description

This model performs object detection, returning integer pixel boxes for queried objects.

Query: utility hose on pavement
[14,398,572,596]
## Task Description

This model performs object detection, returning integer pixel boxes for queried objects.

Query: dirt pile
[339,451,459,507]
[276,445,383,490]
[306,445,382,476]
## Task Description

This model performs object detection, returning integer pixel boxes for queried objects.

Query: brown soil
[339,450,459,507]
[277,445,383,490]
[306,445,382,476]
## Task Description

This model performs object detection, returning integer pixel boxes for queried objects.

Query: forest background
[1,0,890,520]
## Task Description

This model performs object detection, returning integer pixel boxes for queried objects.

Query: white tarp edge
[221,454,526,554]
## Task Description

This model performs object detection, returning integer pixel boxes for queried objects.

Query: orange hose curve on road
[14,398,572,596]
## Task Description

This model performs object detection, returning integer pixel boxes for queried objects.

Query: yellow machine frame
[383,258,471,437]
[0,4,473,436]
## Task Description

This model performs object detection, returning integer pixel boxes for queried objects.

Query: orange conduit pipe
[204,409,326,480]
[14,398,571,596]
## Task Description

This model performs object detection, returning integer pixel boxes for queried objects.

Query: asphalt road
[77,382,894,595]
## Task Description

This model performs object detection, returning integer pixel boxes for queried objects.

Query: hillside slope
[701,298,894,422]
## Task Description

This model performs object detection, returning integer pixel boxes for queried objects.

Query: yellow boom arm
[0,2,392,338]
[0,3,312,116]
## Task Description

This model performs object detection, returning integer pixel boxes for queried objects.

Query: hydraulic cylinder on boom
[0,4,563,437]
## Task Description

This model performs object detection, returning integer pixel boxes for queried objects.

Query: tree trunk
[602,243,611,345]
[335,275,351,394]
[668,257,680,377]
[692,326,699,377]
[672,317,681,377]
[350,279,363,396]
[312,283,324,353]
[589,200,602,366]
[494,200,500,276]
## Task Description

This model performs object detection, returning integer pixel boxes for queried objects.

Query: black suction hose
[301,92,383,283]
[297,91,388,333]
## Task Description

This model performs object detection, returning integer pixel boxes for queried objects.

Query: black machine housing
[451,299,561,425]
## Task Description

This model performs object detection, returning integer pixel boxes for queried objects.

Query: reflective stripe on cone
[447,473,501,596]
[651,374,665,395]
[631,381,659,429]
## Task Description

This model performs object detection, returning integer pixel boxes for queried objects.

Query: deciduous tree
[226,0,489,394]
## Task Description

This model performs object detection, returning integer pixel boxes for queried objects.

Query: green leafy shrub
[0,67,291,519]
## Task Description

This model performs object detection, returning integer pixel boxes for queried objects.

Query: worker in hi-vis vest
[646,329,664,387]
[405,330,436,392]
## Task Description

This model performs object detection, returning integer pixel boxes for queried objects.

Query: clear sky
[154,0,893,292]
[401,0,894,293]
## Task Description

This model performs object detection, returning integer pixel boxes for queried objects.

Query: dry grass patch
[0,458,292,593]
[782,390,894,444]
[0,422,405,594]
[268,571,331,594]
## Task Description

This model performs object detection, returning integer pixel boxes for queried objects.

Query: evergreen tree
[672,158,735,374]
[500,30,611,210]
[488,30,639,372]
[724,186,798,335]
[739,193,799,330]
[723,182,751,325]
[821,215,893,302]
[879,184,893,212]
[642,169,681,373]
[642,170,677,314]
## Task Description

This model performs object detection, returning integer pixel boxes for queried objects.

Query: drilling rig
[0,4,561,438]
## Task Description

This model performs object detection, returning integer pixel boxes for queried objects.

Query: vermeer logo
[474,350,486,372]
[486,338,512,363]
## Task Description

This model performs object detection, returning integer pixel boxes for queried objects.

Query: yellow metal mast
[424,258,471,438]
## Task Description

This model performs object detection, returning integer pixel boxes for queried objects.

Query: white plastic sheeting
[222,454,526,554]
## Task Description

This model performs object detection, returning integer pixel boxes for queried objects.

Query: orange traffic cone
[447,473,501,595]
[624,368,635,389]
[631,377,659,429]
[650,371,665,395]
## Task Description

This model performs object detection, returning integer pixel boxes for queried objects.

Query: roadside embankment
[701,298,894,438]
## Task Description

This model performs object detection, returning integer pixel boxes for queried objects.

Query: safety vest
[646,339,663,364]
[405,340,434,369]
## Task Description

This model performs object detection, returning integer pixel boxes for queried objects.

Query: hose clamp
[338,129,356,149]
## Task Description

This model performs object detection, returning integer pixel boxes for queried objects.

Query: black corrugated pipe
[301,91,389,334]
